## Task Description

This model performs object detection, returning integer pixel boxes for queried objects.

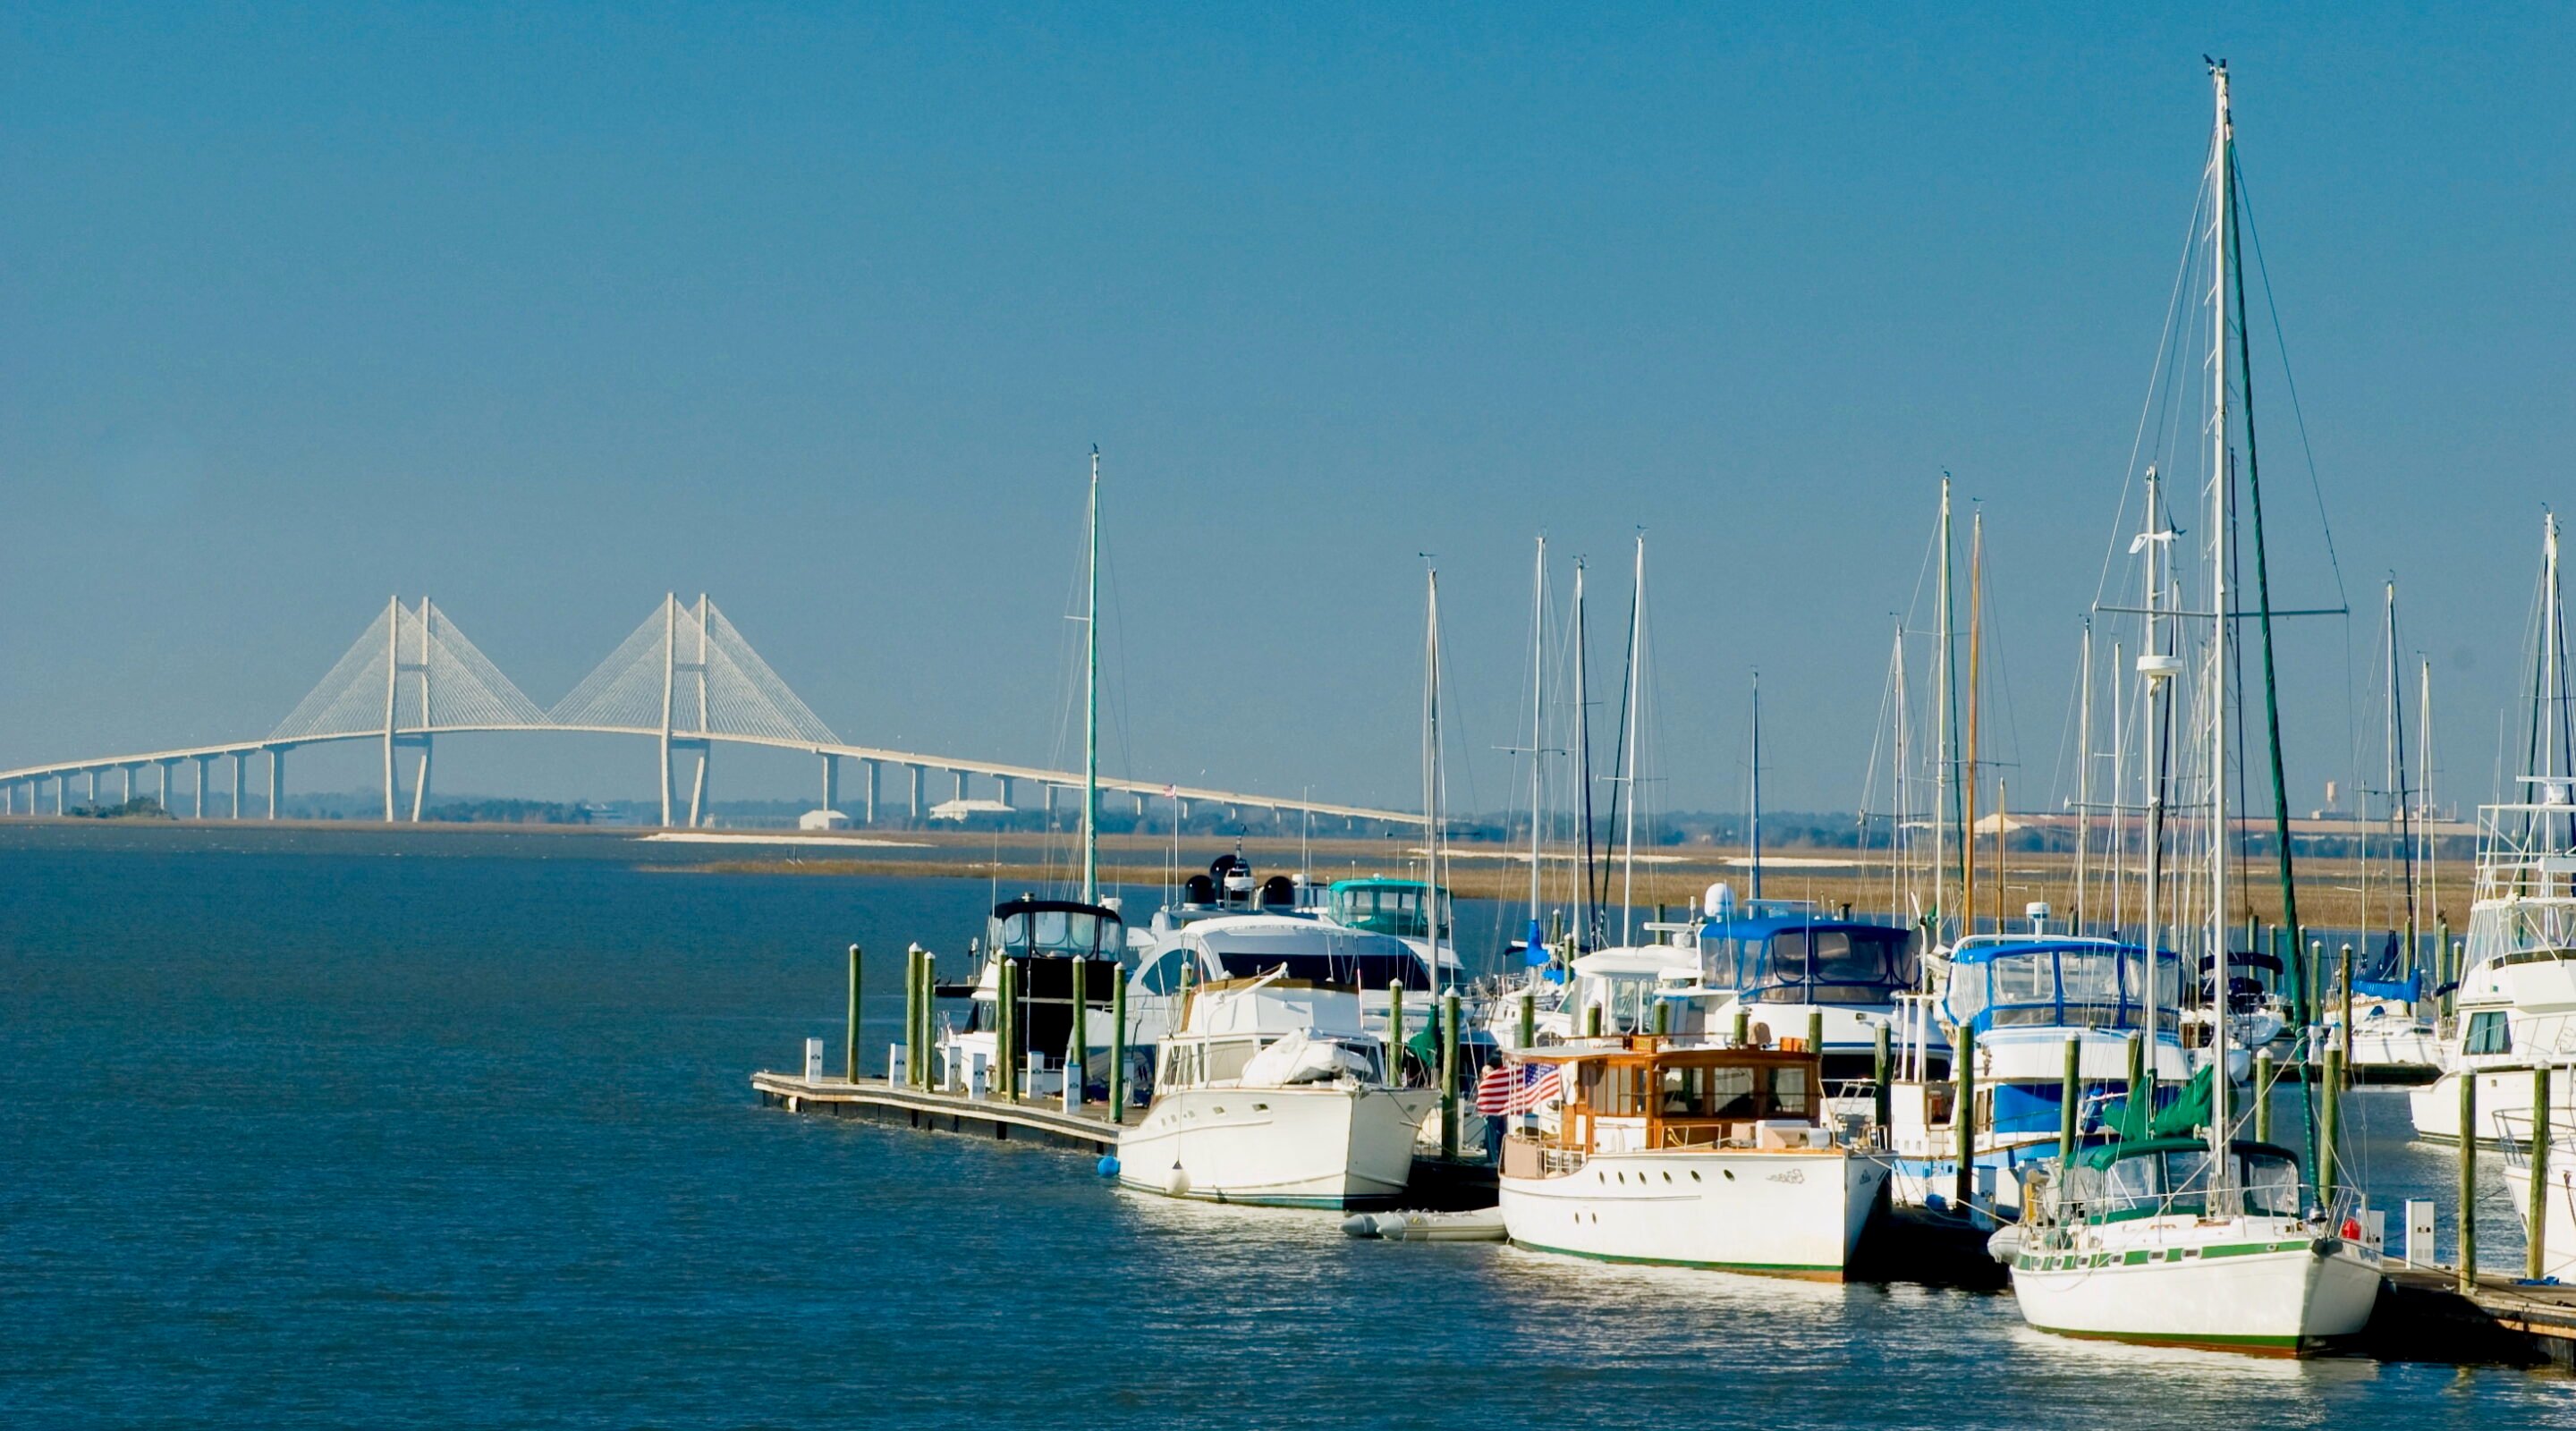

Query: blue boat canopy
[1699,910,1918,1006]
[1942,939,2183,1035]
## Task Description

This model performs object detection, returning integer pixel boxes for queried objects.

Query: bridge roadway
[0,724,1412,826]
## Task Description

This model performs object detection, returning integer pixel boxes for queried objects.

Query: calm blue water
[3,826,2569,1428]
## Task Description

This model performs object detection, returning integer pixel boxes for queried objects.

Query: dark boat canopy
[987,898,1125,959]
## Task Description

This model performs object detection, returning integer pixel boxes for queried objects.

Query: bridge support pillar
[268,749,284,820]
[822,753,839,815]
[120,766,132,804]
[83,769,97,807]
[953,768,969,803]
[908,764,924,820]
[996,775,1014,809]
[191,758,207,818]
[156,760,171,811]
[53,774,64,815]
[864,760,879,825]
[232,753,246,820]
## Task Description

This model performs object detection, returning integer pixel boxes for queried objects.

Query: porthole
[1724,1169,1736,1181]
[1662,1172,1672,1182]
[1690,1171,1702,1182]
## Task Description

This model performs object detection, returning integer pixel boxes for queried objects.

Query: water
[3,826,2569,1428]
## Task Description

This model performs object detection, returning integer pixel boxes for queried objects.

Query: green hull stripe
[2029,1323,2305,1351]
[1511,1239,1842,1276]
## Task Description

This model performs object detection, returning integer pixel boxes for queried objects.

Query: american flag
[1475,1061,1563,1115]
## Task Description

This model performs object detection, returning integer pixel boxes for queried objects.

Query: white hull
[1118,1085,1433,1209]
[2010,1223,2382,1354]
[2407,1066,2576,1146]
[2503,1160,2576,1282]
[1498,1147,1885,1280]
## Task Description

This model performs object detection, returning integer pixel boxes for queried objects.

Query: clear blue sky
[4,4,2571,815]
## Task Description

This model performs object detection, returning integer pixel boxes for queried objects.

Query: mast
[1527,536,1548,946]
[1890,622,1911,925]
[1749,671,1763,902]
[1572,559,1597,948]
[2419,655,2436,971]
[1423,564,1447,986]
[1081,448,1101,907]
[2387,580,2419,975]
[1621,533,1645,945]
[1935,478,1957,942]
[2111,638,2126,939]
[1965,509,1985,936]
[2140,469,2170,1067]
[2207,58,2235,1185]
[2076,620,2095,933]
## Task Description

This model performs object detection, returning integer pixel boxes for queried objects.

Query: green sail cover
[2096,1064,2215,1143]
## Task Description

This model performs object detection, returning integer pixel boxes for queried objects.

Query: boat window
[2057,949,2121,1007]
[2159,1147,2215,1215]
[993,912,1030,950]
[1210,948,1428,990]
[1204,1039,1259,1084]
[2466,1011,2512,1055]
[1992,951,2055,1006]
[1706,1066,1758,1119]
[1137,949,1187,995]
[1767,1064,1811,1119]
[2240,1152,2301,1216]
[2119,948,2182,1011]
[1947,966,1991,1025]
[2102,1155,2158,1215]
[1811,932,1879,984]
[1031,910,1069,949]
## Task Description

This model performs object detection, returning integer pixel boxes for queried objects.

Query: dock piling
[2338,944,2355,1080]
[1388,981,1405,1080]
[1588,1003,1604,1038]
[2534,1065,2555,1282]
[1953,1021,1976,1211]
[1440,989,1460,1161]
[1111,977,1128,1123]
[2254,1051,2273,1145]
[2059,1037,2079,1164]
[1518,990,1535,1051]
[901,944,920,1085]
[915,949,935,1089]
[1873,1024,1892,1145]
[1730,1007,1749,1048]
[2460,1071,2479,1293]
[1806,1009,1824,1057]
[997,958,1018,1102]
[845,943,862,1081]
[2320,1046,2343,1208]
[1069,956,1088,1109]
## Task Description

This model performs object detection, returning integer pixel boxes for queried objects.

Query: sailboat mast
[1572,559,1597,948]
[1081,448,1101,907]
[1621,534,1645,945]
[1890,622,1911,926]
[2141,469,2167,1063]
[2207,58,2236,1176]
[1965,509,1984,936]
[2076,620,2095,934]
[1423,565,1446,985]
[1936,478,1957,941]
[1528,537,1548,936]
[1749,672,1763,902]
[2420,655,2436,965]
[2388,580,2419,972]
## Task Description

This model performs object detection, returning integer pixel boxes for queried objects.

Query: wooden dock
[2368,1266,2576,1368]
[751,1071,1131,1149]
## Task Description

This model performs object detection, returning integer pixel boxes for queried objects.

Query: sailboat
[2337,580,2443,1082]
[2003,63,2381,1354]
[936,453,1130,1097]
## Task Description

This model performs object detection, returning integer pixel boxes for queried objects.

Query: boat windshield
[1328,881,1451,938]
[2058,1143,2305,1222]
[1209,947,1429,990]
[1945,942,2180,1033]
[1705,922,1916,1005]
[988,902,1126,957]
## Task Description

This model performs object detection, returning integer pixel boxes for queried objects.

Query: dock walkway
[751,1071,1131,1150]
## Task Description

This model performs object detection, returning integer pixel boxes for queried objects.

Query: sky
[4,4,2572,817]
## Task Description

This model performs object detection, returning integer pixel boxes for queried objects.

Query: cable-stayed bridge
[0,595,1411,828]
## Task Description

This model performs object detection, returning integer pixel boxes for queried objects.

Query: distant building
[929,797,1016,823]
[798,809,852,831]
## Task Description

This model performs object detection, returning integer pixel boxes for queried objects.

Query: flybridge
[0,592,1412,828]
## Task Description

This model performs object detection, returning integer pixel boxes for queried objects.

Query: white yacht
[1496,1037,1887,1278]
[1116,967,1434,1208]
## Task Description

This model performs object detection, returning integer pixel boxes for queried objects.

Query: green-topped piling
[845,943,863,1081]
[996,957,1017,1101]
[1519,990,1535,1051]
[1439,989,1461,1161]
[1953,1021,1977,1210]
[2460,1071,2479,1294]
[2534,1065,2555,1282]
[1806,1009,1825,1057]
[1068,953,1088,1108]
[1110,976,1128,1122]
[1873,1024,1892,1141]
[2254,1051,2273,1144]
[2059,1037,2080,1164]
[2320,1046,2343,1207]
[1387,981,1404,1080]
[1732,1007,1750,1047]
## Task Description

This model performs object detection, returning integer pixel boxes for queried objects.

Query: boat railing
[2493,1112,2572,1169]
